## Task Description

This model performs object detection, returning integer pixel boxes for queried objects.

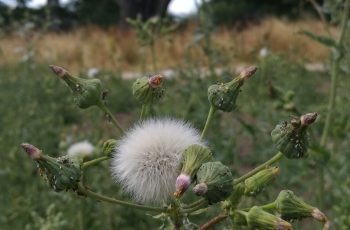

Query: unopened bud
[300,112,317,126]
[132,74,164,105]
[22,143,81,192]
[50,65,104,109]
[174,144,212,198]
[247,206,293,230]
[193,161,233,204]
[275,190,328,226]
[174,173,191,198]
[193,182,207,196]
[21,143,41,160]
[244,167,280,196]
[271,113,317,159]
[208,66,257,112]
[102,139,118,156]
[239,66,258,80]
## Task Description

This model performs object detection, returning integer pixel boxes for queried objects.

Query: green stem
[77,183,165,212]
[139,104,149,120]
[150,43,157,72]
[180,199,208,214]
[259,202,276,211]
[318,0,350,208]
[233,152,284,185]
[182,198,206,209]
[98,103,125,135]
[82,156,110,169]
[201,106,216,139]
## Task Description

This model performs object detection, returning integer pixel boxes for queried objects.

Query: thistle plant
[21,65,330,229]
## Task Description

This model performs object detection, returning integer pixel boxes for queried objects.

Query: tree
[118,0,172,26]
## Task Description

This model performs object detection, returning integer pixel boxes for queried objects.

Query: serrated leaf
[299,30,338,48]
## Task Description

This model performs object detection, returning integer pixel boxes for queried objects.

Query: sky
[1,0,199,16]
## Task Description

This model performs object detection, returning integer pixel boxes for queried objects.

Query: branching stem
[201,106,216,139]
[199,213,228,230]
[82,156,110,169]
[98,103,125,135]
[233,152,284,185]
[77,183,165,212]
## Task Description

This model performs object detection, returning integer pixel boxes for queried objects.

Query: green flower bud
[247,206,293,230]
[102,139,118,156]
[21,143,81,192]
[271,112,317,159]
[192,161,233,204]
[50,65,104,109]
[275,190,329,226]
[132,74,164,105]
[208,66,257,112]
[244,167,280,196]
[174,144,212,198]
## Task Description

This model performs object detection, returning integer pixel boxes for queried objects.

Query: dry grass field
[0,18,335,73]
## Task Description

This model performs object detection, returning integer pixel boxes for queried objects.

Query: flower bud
[192,161,233,204]
[247,206,293,230]
[21,143,81,192]
[50,65,103,109]
[132,74,164,105]
[208,66,257,112]
[271,113,317,159]
[102,139,118,156]
[174,144,212,198]
[275,190,329,225]
[244,167,280,196]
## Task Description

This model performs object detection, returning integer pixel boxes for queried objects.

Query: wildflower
[111,119,205,204]
[67,140,95,159]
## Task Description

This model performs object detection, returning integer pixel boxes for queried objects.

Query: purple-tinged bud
[312,208,330,229]
[148,74,163,88]
[21,143,41,160]
[193,183,208,196]
[239,66,258,80]
[300,112,318,126]
[174,173,191,198]
[49,65,67,77]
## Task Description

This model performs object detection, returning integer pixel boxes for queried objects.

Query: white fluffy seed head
[111,118,205,204]
[67,140,94,158]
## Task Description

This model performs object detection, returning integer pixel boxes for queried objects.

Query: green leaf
[299,30,338,48]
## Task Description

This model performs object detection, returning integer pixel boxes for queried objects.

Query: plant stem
[233,152,284,185]
[98,103,125,135]
[180,199,207,214]
[182,198,206,209]
[201,106,216,139]
[318,0,350,208]
[199,213,228,230]
[77,183,165,212]
[82,156,110,169]
[139,104,149,120]
[150,43,157,72]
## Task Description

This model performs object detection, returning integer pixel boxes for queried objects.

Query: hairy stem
[233,152,284,185]
[201,106,216,139]
[82,156,110,169]
[199,213,228,230]
[98,103,125,135]
[77,183,165,212]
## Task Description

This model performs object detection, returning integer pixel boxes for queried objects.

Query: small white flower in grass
[67,140,94,158]
[111,119,205,204]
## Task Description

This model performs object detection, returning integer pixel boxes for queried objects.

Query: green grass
[0,53,349,229]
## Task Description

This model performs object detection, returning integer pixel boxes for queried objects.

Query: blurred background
[0,0,349,229]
